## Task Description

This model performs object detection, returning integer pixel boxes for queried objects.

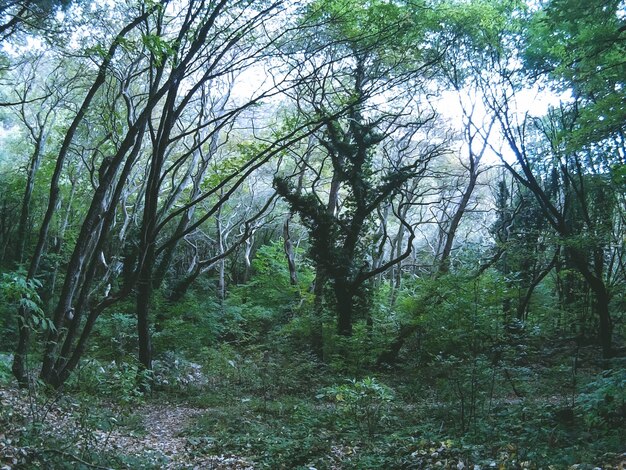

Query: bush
[152,292,223,359]
[92,311,137,361]
[576,369,626,430]
[67,357,150,407]
[0,270,52,339]
[0,353,12,384]
[320,377,395,437]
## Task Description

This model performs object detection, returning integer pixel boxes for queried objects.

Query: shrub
[0,353,12,384]
[320,377,395,437]
[67,357,150,407]
[0,270,52,337]
[576,369,626,430]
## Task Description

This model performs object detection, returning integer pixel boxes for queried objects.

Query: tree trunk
[311,267,325,357]
[15,11,160,385]
[377,322,419,365]
[283,218,298,286]
[588,278,613,359]
[40,120,149,382]
[243,234,254,283]
[515,252,557,321]
[569,248,613,358]
[390,222,405,305]
[153,208,194,290]
[137,249,154,371]
[11,307,30,386]
[335,280,353,336]
[216,206,226,303]
[16,136,45,264]
[438,168,477,273]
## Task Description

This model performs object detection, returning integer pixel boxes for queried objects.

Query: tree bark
[136,247,155,371]
[335,280,353,336]
[16,134,45,264]
[283,218,298,286]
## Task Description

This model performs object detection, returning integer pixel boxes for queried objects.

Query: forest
[0,0,624,468]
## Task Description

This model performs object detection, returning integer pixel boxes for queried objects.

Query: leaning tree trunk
[16,134,45,264]
[41,131,147,385]
[515,251,558,321]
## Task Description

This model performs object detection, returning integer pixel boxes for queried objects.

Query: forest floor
[1,343,625,469]
[0,384,252,469]
[2,378,625,470]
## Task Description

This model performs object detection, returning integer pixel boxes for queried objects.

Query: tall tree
[477,0,624,357]
[13,2,160,385]
[275,0,446,335]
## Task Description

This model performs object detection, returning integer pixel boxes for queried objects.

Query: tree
[427,0,624,359]
[477,0,624,357]
[13,2,161,385]
[491,176,559,321]
[525,0,626,150]
[0,0,72,42]
[130,0,290,371]
[275,0,446,336]
[10,0,331,386]
[499,106,621,357]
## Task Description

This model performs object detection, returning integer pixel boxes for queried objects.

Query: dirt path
[92,402,256,469]
[103,404,204,465]
[1,386,253,469]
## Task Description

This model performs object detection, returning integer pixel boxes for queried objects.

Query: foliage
[394,271,507,359]
[0,354,12,384]
[0,271,43,318]
[67,357,150,408]
[320,376,394,437]
[90,310,137,361]
[576,369,626,430]
[224,241,314,342]
[185,397,335,469]
[152,293,223,361]
[325,320,390,374]
[305,0,429,56]
[525,0,626,148]
[0,270,54,335]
